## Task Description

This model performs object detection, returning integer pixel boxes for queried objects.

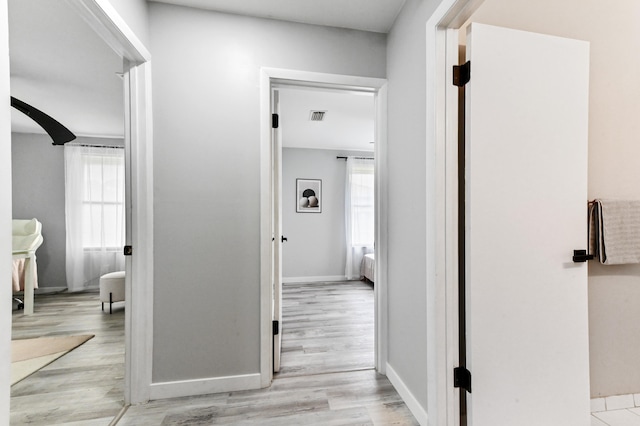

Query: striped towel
[589,199,640,265]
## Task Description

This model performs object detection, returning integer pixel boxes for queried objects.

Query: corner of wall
[386,363,429,425]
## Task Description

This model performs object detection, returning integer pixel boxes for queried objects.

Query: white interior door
[272,88,283,373]
[464,23,590,425]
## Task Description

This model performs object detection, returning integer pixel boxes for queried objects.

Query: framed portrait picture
[296,179,322,213]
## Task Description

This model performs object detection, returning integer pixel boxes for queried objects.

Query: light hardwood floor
[278,280,375,377]
[11,290,125,425]
[119,281,417,425]
[11,282,418,425]
[119,368,418,425]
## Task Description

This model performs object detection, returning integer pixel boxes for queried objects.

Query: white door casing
[272,88,282,373]
[259,68,387,386]
[464,23,590,425]
[0,0,11,421]
[427,1,487,424]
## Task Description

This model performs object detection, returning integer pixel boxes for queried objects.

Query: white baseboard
[37,286,68,294]
[149,373,262,401]
[386,363,429,426]
[282,275,351,284]
[13,286,67,295]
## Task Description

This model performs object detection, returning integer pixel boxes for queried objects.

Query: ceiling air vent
[309,110,327,121]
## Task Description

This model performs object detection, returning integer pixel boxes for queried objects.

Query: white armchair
[12,218,43,315]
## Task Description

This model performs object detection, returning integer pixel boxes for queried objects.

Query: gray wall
[11,132,124,289]
[12,133,65,289]
[282,148,371,281]
[107,0,149,48]
[386,0,445,415]
[149,3,386,383]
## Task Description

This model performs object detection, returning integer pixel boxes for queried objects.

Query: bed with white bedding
[361,253,375,283]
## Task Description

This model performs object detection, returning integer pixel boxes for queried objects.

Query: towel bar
[572,249,594,263]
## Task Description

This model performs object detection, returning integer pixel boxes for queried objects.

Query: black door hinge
[453,61,471,87]
[272,113,279,129]
[454,366,472,393]
[123,245,133,256]
[273,320,279,336]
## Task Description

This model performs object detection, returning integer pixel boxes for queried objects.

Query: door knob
[281,236,288,243]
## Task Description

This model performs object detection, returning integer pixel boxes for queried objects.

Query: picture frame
[296,178,322,213]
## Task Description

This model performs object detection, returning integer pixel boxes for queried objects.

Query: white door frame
[0,1,153,420]
[58,0,154,405]
[1,1,12,421]
[425,0,484,424]
[259,68,387,386]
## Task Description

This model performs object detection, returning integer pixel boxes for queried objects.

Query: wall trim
[386,363,429,425]
[374,83,388,375]
[65,0,150,63]
[426,1,485,424]
[25,287,67,294]
[282,276,350,284]
[1,1,11,421]
[149,373,262,401]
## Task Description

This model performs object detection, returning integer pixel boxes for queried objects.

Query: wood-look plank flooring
[119,280,417,425]
[9,282,417,425]
[119,369,418,425]
[10,290,124,425]
[278,280,375,377]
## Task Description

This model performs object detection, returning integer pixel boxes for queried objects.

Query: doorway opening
[6,0,153,422]
[8,1,127,422]
[274,85,376,377]
[259,68,388,387]
[433,4,591,424]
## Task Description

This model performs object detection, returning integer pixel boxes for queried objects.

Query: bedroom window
[345,157,374,279]
[64,144,125,291]
[348,163,375,246]
[80,153,125,250]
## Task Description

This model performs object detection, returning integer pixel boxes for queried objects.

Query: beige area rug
[11,334,94,385]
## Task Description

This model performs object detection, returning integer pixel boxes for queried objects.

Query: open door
[461,23,590,424]
[271,88,283,373]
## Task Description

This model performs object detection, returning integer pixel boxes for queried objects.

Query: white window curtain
[65,144,125,292]
[345,157,375,280]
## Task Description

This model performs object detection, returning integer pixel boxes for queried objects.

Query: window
[349,163,375,246]
[345,157,375,280]
[65,144,125,291]
[81,153,125,249]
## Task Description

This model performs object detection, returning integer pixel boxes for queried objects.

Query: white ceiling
[150,0,406,33]
[8,0,399,144]
[9,0,124,139]
[279,87,375,152]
